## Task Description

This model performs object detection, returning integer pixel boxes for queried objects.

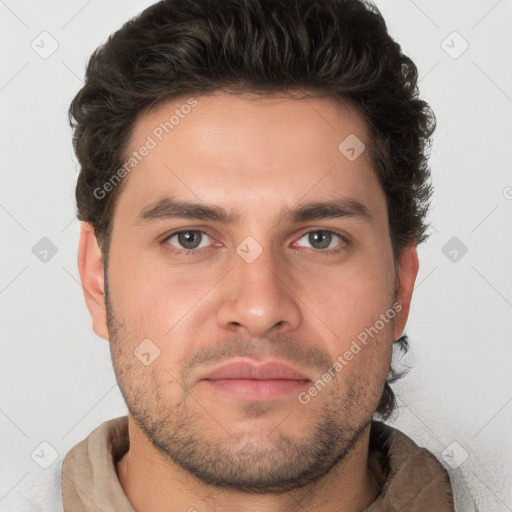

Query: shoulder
[368,421,480,512]
[368,421,454,511]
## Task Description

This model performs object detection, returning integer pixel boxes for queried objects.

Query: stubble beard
[105,289,388,494]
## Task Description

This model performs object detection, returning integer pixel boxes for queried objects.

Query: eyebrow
[134,195,372,226]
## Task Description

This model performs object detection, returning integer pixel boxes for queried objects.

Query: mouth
[199,359,311,401]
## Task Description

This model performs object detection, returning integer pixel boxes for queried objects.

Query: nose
[216,244,302,338]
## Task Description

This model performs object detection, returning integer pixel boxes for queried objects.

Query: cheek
[108,226,396,344]
[309,257,395,337]
[330,317,395,407]
[109,261,220,364]
[107,249,175,331]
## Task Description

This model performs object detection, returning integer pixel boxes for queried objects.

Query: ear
[393,245,419,340]
[77,221,109,340]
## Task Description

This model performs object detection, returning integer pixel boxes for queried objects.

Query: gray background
[0,0,511,510]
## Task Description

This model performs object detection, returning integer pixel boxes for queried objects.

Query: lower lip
[202,378,310,401]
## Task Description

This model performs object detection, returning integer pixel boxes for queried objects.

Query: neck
[116,415,380,512]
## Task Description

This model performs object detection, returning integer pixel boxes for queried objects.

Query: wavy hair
[69,0,435,419]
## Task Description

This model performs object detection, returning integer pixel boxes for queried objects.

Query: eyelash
[161,229,348,257]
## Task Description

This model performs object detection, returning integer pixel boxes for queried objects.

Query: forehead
[115,91,384,222]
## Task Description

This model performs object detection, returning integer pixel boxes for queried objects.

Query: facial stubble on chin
[104,286,390,494]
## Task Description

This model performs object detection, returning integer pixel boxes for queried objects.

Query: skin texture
[78,91,419,512]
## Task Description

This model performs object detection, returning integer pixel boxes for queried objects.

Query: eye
[294,230,347,253]
[164,230,214,253]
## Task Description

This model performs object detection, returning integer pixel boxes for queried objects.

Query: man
[63,0,456,510]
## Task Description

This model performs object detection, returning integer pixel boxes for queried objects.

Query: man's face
[81,92,417,492]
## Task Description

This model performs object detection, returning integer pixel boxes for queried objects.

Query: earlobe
[77,222,109,340]
[393,246,419,340]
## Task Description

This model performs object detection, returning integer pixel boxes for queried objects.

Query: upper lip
[201,359,310,381]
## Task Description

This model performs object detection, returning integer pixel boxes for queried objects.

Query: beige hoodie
[61,416,455,511]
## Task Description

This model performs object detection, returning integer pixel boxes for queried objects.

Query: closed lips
[201,361,310,381]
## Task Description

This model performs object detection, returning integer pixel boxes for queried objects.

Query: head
[73,0,434,493]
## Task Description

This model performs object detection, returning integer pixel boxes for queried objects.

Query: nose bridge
[216,236,301,337]
[237,241,283,298]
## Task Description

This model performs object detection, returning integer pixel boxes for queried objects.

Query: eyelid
[293,228,348,250]
[162,227,349,255]
[163,228,217,250]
